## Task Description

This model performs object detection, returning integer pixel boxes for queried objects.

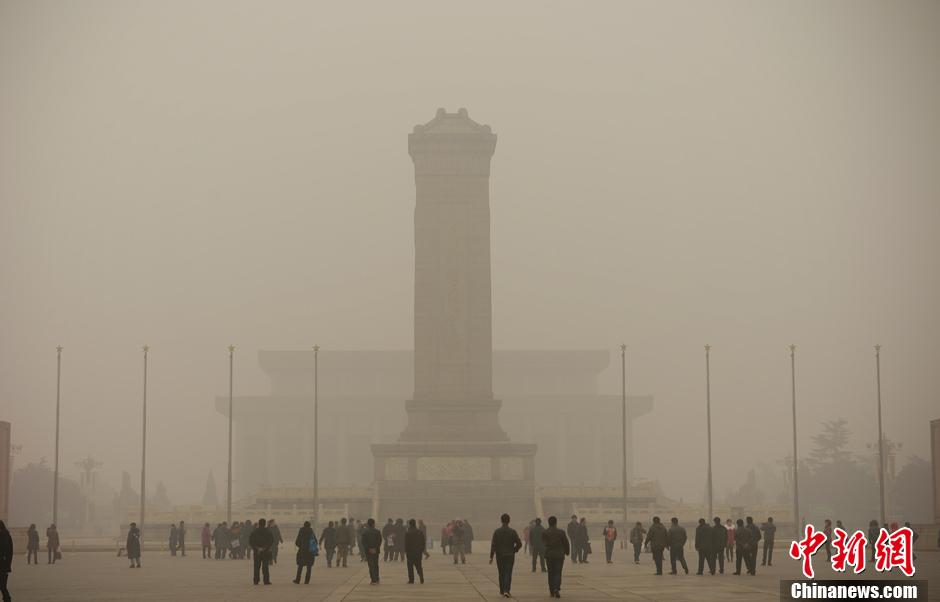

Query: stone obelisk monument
[372,108,536,525]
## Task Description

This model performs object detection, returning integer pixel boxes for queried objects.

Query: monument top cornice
[411,107,493,135]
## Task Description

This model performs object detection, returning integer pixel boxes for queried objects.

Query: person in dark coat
[489,514,523,598]
[169,524,178,556]
[451,520,467,564]
[760,517,776,566]
[745,516,761,574]
[213,522,229,560]
[249,518,274,585]
[667,517,689,574]
[46,524,59,565]
[361,518,383,584]
[393,519,406,562]
[336,518,352,567]
[404,519,429,584]
[293,521,316,584]
[26,525,39,565]
[629,521,645,564]
[464,520,474,554]
[644,517,668,575]
[694,518,714,575]
[733,519,752,575]
[320,521,336,568]
[711,517,727,574]
[241,520,254,560]
[0,520,12,602]
[529,517,546,572]
[177,521,186,557]
[381,519,394,562]
[578,518,590,563]
[566,515,580,564]
[542,516,570,599]
[126,522,141,568]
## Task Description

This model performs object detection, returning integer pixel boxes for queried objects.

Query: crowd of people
[0,513,930,601]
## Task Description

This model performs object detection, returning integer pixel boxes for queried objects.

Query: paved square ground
[8,547,938,601]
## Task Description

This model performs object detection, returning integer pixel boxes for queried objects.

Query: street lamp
[789,344,800,535]
[53,345,62,526]
[313,344,320,530]
[620,343,628,526]
[704,344,713,521]
[874,344,886,524]
[227,345,235,524]
[140,345,149,538]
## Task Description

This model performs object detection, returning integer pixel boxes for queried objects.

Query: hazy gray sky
[2,0,938,503]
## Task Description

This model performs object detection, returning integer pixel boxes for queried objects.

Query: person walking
[667,517,688,574]
[201,523,211,559]
[694,518,714,575]
[169,523,178,556]
[361,518,383,584]
[26,525,39,565]
[732,519,752,575]
[393,518,406,562]
[356,520,366,562]
[269,519,283,564]
[465,520,475,555]
[404,519,429,584]
[336,518,351,567]
[126,522,141,568]
[711,517,727,574]
[213,522,228,560]
[542,516,570,598]
[293,521,317,584]
[760,517,776,566]
[745,517,761,574]
[578,518,591,563]
[46,524,59,565]
[566,515,580,564]
[249,518,274,585]
[823,518,834,561]
[490,514,522,598]
[241,520,254,560]
[629,521,645,564]
[0,520,13,602]
[451,520,467,564]
[441,522,451,556]
[602,520,617,563]
[529,517,546,572]
[644,517,667,575]
[320,521,337,568]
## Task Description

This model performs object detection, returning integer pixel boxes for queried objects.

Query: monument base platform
[371,441,537,529]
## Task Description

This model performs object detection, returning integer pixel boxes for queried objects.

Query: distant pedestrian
[629,521,645,564]
[733,519,752,575]
[745,517,760,574]
[760,517,776,566]
[46,524,59,564]
[393,518,405,562]
[490,513,522,598]
[178,521,186,556]
[213,522,228,560]
[201,523,211,559]
[126,522,141,568]
[26,524,39,565]
[382,519,394,562]
[405,518,429,584]
[867,520,880,561]
[361,518,383,584]
[667,517,688,574]
[269,519,283,564]
[293,521,317,584]
[711,517,727,574]
[542,516,570,598]
[464,520,474,554]
[451,520,467,564]
[823,518,833,560]
[169,524,178,556]
[441,522,451,555]
[578,518,591,562]
[336,518,351,567]
[249,518,273,585]
[644,517,667,575]
[241,520,254,560]
[0,520,12,602]
[529,517,546,572]
[602,520,617,563]
[725,519,734,561]
[566,515,580,563]
[694,518,714,575]
[320,521,336,567]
